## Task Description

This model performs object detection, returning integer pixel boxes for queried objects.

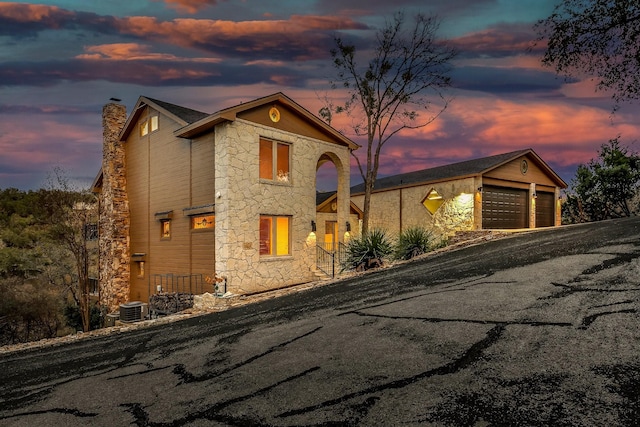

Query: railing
[150,273,224,296]
[316,242,349,278]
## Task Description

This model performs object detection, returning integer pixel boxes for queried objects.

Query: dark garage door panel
[535,191,555,227]
[482,186,529,229]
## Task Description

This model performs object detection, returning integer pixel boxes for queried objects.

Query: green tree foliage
[536,0,640,108]
[563,138,640,223]
[328,11,457,233]
[0,177,99,343]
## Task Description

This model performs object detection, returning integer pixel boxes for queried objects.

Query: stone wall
[214,119,352,294]
[99,103,130,313]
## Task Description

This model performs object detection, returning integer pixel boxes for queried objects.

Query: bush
[394,226,434,260]
[344,228,393,271]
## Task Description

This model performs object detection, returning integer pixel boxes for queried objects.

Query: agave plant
[394,226,434,260]
[343,228,393,271]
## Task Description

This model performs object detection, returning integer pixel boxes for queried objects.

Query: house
[350,149,567,238]
[94,93,358,312]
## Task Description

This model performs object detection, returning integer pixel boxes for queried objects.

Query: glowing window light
[260,215,291,256]
[422,189,444,214]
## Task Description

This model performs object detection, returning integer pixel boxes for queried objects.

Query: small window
[140,115,159,136]
[192,215,214,230]
[259,138,290,183]
[422,189,444,215]
[161,219,171,238]
[259,215,290,256]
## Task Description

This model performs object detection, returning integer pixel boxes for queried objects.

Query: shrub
[343,228,393,271]
[394,226,434,260]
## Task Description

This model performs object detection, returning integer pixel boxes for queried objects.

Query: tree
[42,169,99,332]
[536,0,640,108]
[328,11,457,233]
[563,138,640,223]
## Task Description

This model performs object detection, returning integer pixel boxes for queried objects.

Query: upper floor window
[140,115,159,136]
[259,138,290,183]
[161,219,171,239]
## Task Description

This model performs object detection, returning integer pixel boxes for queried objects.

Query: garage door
[482,186,529,229]
[535,191,555,227]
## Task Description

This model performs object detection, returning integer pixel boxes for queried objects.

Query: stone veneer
[99,103,131,313]
[214,119,351,294]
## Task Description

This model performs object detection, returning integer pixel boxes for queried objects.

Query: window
[259,138,290,182]
[140,115,159,136]
[161,219,171,238]
[259,215,290,256]
[192,215,214,230]
[422,189,444,215]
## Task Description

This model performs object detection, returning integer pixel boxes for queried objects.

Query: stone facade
[214,119,351,294]
[99,103,131,313]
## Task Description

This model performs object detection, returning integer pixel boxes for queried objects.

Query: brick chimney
[99,102,130,313]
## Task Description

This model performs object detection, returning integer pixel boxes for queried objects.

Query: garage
[535,191,555,227]
[482,186,529,229]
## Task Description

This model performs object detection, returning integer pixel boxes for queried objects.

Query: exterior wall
[351,177,477,239]
[126,107,215,302]
[99,103,130,313]
[214,119,351,294]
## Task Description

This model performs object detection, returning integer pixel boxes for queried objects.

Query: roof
[316,191,336,206]
[119,96,209,140]
[175,92,359,149]
[350,149,566,194]
[144,97,209,124]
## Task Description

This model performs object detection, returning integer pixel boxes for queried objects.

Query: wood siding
[483,155,557,187]
[126,106,215,302]
[238,104,341,146]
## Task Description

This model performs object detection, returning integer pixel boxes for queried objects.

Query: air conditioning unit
[119,301,148,323]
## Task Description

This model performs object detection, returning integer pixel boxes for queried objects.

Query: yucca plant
[343,228,393,271]
[394,226,434,260]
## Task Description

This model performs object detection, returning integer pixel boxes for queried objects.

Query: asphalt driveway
[1,217,640,426]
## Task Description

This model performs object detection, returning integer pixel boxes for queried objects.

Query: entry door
[535,192,555,227]
[482,186,529,229]
[325,221,338,252]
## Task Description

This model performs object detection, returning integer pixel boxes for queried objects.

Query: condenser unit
[119,301,148,323]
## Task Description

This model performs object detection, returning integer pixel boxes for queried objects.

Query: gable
[235,102,347,147]
[483,154,560,187]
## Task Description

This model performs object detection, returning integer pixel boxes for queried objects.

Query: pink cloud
[76,43,221,63]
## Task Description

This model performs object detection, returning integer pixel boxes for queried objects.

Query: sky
[1,0,640,192]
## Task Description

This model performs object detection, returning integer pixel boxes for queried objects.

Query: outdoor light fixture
[311,220,317,232]
[477,186,483,193]
[533,192,538,199]
[346,221,351,232]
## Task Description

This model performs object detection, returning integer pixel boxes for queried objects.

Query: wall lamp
[311,220,317,232]
[477,186,483,193]
[346,221,351,232]
[532,192,537,199]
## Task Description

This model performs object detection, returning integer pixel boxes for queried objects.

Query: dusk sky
[2,0,640,192]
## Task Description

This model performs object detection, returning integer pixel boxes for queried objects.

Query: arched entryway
[314,151,355,277]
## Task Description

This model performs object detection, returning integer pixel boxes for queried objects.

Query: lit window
[161,219,171,238]
[422,189,444,215]
[259,138,290,182]
[192,215,214,230]
[150,115,159,132]
[140,115,159,136]
[259,215,290,256]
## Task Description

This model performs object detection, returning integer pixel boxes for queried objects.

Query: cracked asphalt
[1,217,640,426]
